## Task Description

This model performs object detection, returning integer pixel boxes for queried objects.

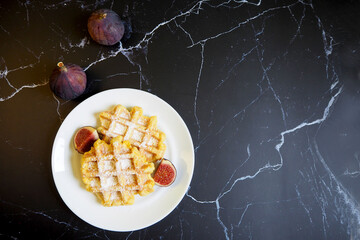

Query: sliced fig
[74,126,99,154]
[87,9,125,46]
[153,159,177,187]
[49,62,87,100]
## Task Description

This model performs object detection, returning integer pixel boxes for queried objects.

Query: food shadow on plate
[174,156,190,188]
[70,131,85,187]
[70,105,179,205]
[94,106,114,128]
[93,104,138,134]
[70,133,104,205]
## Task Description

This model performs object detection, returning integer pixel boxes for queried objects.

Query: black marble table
[1,0,360,239]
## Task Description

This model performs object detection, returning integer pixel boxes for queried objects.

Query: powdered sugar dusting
[90,178,100,188]
[120,111,130,119]
[117,159,132,170]
[148,137,158,146]
[110,192,120,201]
[138,117,147,126]
[101,177,117,189]
[126,174,136,185]
[132,130,144,142]
[114,123,127,135]
[104,161,113,171]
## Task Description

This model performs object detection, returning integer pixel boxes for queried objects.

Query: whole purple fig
[87,9,125,46]
[49,62,87,100]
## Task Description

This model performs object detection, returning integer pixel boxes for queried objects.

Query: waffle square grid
[81,136,155,206]
[98,105,166,162]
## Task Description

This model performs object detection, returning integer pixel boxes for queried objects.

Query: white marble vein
[288,4,306,45]
[106,71,139,79]
[123,231,133,240]
[52,93,64,122]
[170,1,353,236]
[188,1,299,48]
[295,184,313,223]
[17,0,31,25]
[0,81,48,102]
[83,0,208,71]
[60,37,90,52]
[214,46,258,91]
[187,70,343,240]
[0,233,18,240]
[175,21,195,45]
[0,23,44,102]
[343,169,360,178]
[194,85,268,155]
[1,0,358,238]
[0,0,299,105]
[3,139,31,152]
[312,140,360,238]
[0,200,80,232]
[275,86,342,167]
[194,42,205,140]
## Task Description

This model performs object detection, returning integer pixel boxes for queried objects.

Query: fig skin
[74,126,99,154]
[153,159,177,187]
[49,62,87,100]
[87,9,125,46]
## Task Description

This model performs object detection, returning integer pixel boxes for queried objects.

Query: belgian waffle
[81,136,155,206]
[98,105,166,162]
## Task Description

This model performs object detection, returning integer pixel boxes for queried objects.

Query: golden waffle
[81,136,155,206]
[98,105,166,162]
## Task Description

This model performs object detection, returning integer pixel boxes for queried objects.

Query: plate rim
[51,88,195,231]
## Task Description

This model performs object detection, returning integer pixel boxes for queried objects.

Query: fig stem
[57,62,67,72]
[99,13,107,19]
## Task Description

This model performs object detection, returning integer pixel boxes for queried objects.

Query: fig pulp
[153,159,177,187]
[49,62,87,100]
[87,9,125,46]
[74,126,99,154]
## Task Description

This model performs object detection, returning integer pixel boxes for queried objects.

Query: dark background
[0,0,360,239]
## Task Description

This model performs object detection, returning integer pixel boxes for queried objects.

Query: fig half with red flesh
[87,9,125,46]
[153,159,177,187]
[74,126,99,154]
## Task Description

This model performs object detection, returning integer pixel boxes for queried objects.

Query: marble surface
[1,0,360,239]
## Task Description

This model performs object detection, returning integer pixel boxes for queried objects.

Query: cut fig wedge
[74,126,99,154]
[153,158,177,187]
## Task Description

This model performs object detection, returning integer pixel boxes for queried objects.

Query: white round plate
[51,88,194,231]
